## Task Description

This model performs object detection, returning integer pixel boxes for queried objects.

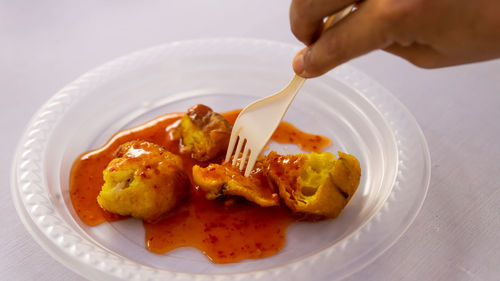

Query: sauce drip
[223,109,331,153]
[70,109,331,263]
[272,122,331,152]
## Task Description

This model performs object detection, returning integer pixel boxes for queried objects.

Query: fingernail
[293,48,307,76]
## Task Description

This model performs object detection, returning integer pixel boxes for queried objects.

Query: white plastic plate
[12,38,430,281]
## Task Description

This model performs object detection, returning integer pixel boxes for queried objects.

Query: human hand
[290,0,500,77]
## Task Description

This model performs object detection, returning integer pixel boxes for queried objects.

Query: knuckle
[369,0,422,47]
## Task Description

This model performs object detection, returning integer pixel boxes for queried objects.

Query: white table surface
[2,1,499,280]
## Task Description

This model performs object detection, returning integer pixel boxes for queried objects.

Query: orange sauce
[272,122,331,152]
[224,109,331,153]
[70,109,331,263]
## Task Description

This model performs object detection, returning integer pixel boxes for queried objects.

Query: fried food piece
[192,161,280,207]
[267,151,361,219]
[168,104,232,161]
[97,141,189,222]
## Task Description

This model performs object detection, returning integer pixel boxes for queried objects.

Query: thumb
[293,5,392,78]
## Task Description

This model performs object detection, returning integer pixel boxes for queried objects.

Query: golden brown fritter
[97,140,189,222]
[267,151,361,219]
[192,151,361,218]
[168,104,232,161]
[192,160,280,207]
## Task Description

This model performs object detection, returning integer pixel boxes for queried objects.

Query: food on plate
[70,104,361,264]
[193,151,360,219]
[97,140,189,222]
[267,151,360,219]
[192,159,280,207]
[168,104,232,161]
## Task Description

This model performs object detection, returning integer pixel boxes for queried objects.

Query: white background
[2,1,499,280]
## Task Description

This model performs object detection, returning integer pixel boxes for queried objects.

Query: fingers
[384,43,479,68]
[293,4,392,77]
[290,0,357,45]
[384,43,446,68]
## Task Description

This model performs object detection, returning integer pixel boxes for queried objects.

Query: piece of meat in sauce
[168,104,232,162]
[192,158,280,207]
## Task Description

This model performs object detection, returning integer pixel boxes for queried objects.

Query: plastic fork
[225,5,355,176]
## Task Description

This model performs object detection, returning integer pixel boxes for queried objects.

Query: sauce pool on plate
[70,109,331,263]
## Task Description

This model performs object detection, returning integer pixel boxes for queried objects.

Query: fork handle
[324,4,355,29]
[283,74,306,98]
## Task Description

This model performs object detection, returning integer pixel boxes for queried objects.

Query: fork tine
[244,150,259,177]
[231,137,245,166]
[239,146,250,171]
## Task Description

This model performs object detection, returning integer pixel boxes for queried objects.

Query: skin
[290,0,500,77]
